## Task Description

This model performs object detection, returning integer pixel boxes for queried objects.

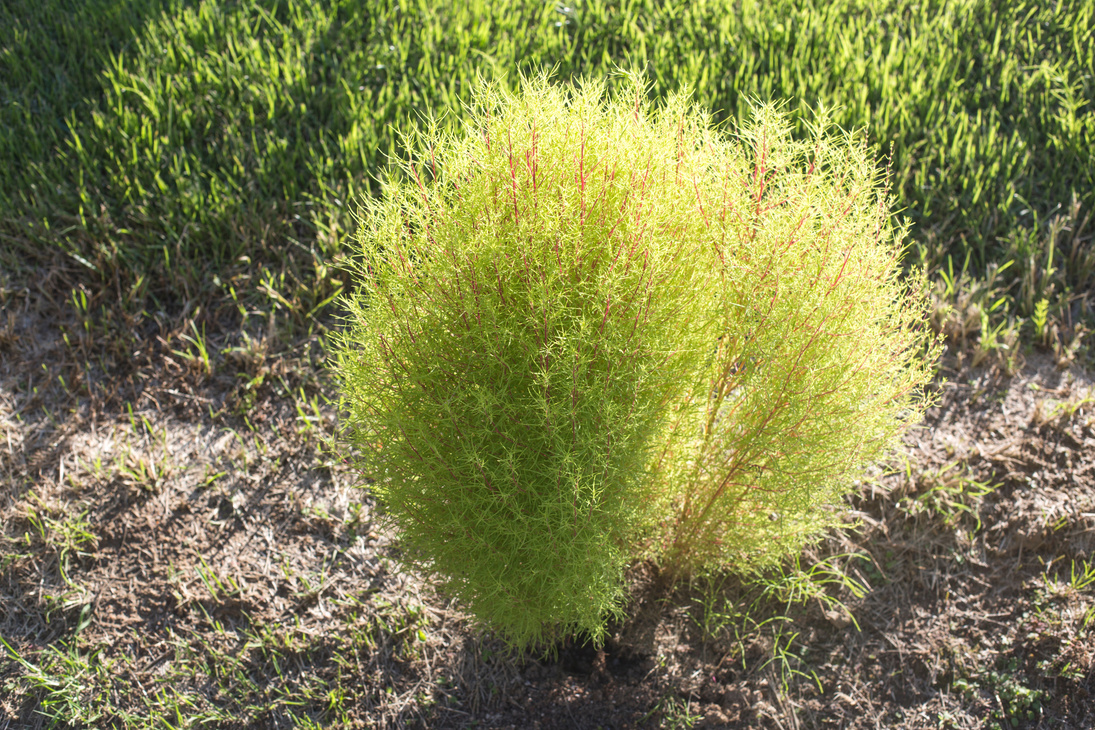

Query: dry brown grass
[2,264,1094,729]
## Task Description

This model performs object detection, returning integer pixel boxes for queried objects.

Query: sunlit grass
[1,0,1091,357]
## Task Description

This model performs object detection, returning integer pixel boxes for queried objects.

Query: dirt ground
[2,267,1094,729]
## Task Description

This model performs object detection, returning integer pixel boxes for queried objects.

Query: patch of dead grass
[2,275,1094,729]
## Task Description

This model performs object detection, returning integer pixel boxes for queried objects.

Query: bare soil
[2,268,1093,729]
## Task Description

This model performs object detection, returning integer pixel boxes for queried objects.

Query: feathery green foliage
[336,75,720,648]
[334,74,938,648]
[651,109,940,577]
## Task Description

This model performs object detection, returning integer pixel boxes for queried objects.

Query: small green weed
[900,461,999,531]
[1032,389,1095,431]
[952,661,1047,729]
[22,494,99,621]
[194,555,244,606]
[1067,558,1095,592]
[641,694,701,729]
[756,553,870,629]
[1,636,115,727]
[170,319,214,378]
[691,553,865,694]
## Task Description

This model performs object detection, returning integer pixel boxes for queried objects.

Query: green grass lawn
[2,0,1092,357]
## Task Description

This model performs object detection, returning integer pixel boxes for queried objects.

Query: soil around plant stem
[1,275,1094,729]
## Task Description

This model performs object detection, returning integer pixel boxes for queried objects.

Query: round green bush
[334,73,938,649]
[650,107,940,578]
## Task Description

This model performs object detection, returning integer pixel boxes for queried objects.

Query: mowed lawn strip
[1,0,1091,350]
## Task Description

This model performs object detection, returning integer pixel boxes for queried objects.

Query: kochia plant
[334,74,937,649]
[650,108,940,578]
